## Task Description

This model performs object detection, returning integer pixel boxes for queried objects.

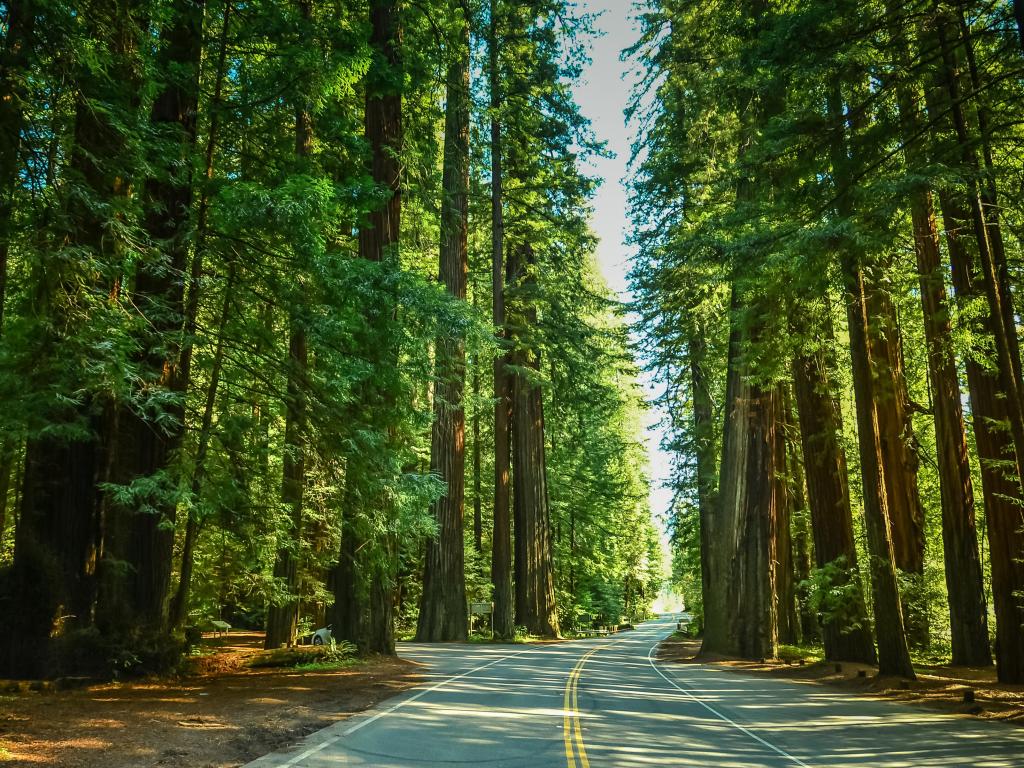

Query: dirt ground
[0,633,421,768]
[658,634,1024,724]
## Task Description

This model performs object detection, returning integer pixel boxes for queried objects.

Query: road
[246,616,1024,767]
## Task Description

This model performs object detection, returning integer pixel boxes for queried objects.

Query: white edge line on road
[276,647,535,767]
[646,643,813,768]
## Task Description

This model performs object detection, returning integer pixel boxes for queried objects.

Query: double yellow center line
[563,646,602,768]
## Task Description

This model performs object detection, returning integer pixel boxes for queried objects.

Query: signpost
[469,601,494,638]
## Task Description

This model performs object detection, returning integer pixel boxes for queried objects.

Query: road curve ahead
[245,617,1024,767]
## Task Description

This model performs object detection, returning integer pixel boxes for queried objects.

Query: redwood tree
[418,0,471,642]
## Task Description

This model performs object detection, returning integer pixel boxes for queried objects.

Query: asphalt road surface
[246,616,1024,767]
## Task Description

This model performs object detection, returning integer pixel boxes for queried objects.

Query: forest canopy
[0,0,661,679]
[3,0,1024,688]
[629,0,1024,682]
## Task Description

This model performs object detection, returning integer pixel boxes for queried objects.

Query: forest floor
[0,632,421,767]
[658,633,1024,725]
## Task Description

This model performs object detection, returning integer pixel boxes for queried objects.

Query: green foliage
[247,641,359,670]
[629,0,1024,663]
[0,0,663,677]
[802,558,870,634]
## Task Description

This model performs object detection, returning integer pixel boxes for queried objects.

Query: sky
[569,1,676,536]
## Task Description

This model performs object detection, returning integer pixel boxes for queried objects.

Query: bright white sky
[570,1,675,537]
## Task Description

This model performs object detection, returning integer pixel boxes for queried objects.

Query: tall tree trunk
[774,386,799,647]
[264,326,308,649]
[689,332,718,625]
[774,458,798,647]
[957,7,1022,390]
[509,244,559,638]
[842,264,915,678]
[329,515,363,644]
[910,191,992,665]
[924,11,1024,681]
[783,394,818,644]
[0,0,33,334]
[489,0,514,642]
[790,319,876,663]
[103,0,206,642]
[472,357,483,554]
[417,3,470,642]
[472,277,483,554]
[935,187,1024,681]
[703,286,779,660]
[3,0,142,679]
[865,288,928,649]
[265,0,314,650]
[831,85,915,678]
[357,0,402,656]
[932,6,1024,475]
[360,1,402,260]
[886,5,990,662]
[167,0,233,631]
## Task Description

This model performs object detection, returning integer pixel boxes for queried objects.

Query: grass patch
[295,657,361,672]
[778,644,824,663]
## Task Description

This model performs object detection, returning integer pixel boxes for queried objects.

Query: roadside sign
[468,601,494,638]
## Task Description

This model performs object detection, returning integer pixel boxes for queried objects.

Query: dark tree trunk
[0,0,33,334]
[352,0,402,656]
[167,1,233,631]
[509,244,559,638]
[932,8,1024,475]
[489,0,514,642]
[783,402,818,645]
[865,288,928,649]
[368,555,396,655]
[957,8,1023,391]
[842,263,915,678]
[689,333,718,623]
[104,0,205,642]
[790,327,876,664]
[703,287,778,661]
[828,80,914,678]
[417,4,470,642]
[936,189,1024,681]
[923,11,1024,681]
[906,185,990,665]
[265,0,314,650]
[359,1,402,263]
[264,328,308,649]
[472,279,483,554]
[774,387,799,647]
[2,0,142,679]
[330,522,363,644]
[884,5,990,663]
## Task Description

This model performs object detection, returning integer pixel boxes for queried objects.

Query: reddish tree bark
[417,4,470,641]
[489,0,515,642]
[509,244,559,638]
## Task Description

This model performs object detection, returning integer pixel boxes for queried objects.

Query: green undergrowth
[777,644,824,663]
[246,641,359,670]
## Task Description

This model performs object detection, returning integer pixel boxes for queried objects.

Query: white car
[311,625,333,646]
